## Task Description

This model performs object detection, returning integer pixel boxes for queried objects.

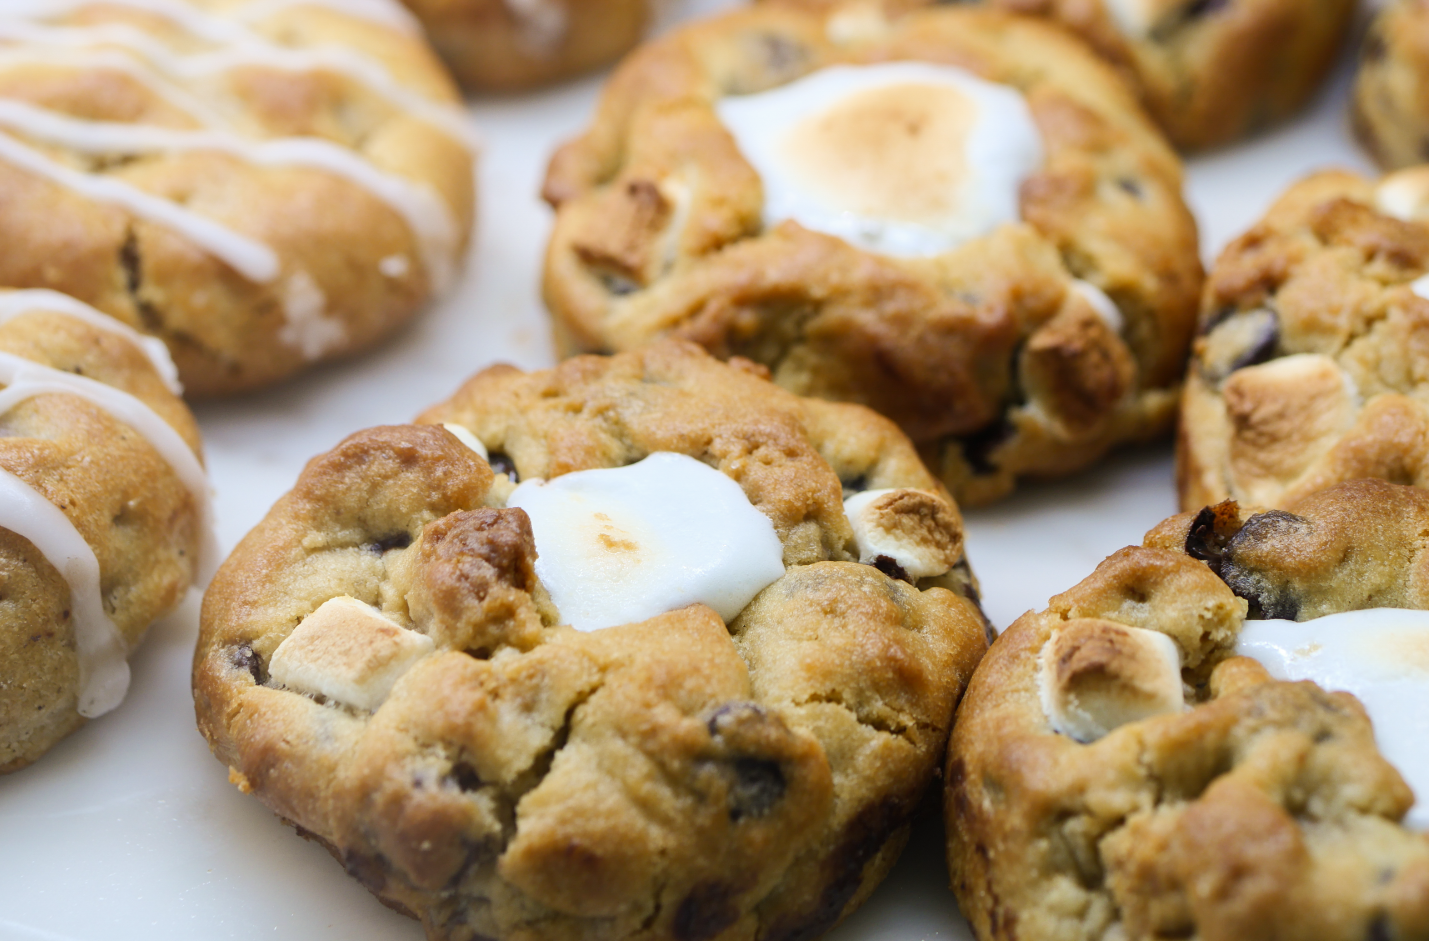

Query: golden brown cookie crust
[1177,168,1429,511]
[947,479,1429,941]
[0,1,475,395]
[402,0,655,90]
[543,5,1201,506]
[0,299,205,773]
[195,340,988,941]
[1354,0,1429,170]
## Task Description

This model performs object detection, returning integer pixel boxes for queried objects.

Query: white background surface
[0,1,1379,937]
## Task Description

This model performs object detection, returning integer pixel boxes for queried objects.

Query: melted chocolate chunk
[1217,510,1309,620]
[369,532,412,553]
[1184,499,1241,571]
[841,474,869,496]
[961,420,1015,477]
[486,453,518,481]
[729,758,786,822]
[872,555,912,583]
[673,882,740,941]
[232,645,266,685]
[447,761,482,792]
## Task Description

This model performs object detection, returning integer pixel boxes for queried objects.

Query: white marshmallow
[1236,609,1429,830]
[507,452,785,632]
[1039,621,1185,743]
[716,62,1044,258]
[269,596,434,711]
[843,488,961,579]
[442,423,488,460]
[1101,0,1188,38]
[1070,279,1124,333]
[1411,274,1429,303]
[1376,167,1429,223]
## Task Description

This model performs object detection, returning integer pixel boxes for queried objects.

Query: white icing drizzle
[0,128,281,281]
[0,99,461,291]
[0,466,129,718]
[0,289,180,393]
[0,351,217,584]
[233,0,423,34]
[0,47,229,128]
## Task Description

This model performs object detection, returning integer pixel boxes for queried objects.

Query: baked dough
[0,0,476,395]
[543,5,1202,505]
[947,479,1429,941]
[0,289,210,773]
[1355,0,1429,170]
[1178,168,1429,510]
[194,340,989,941]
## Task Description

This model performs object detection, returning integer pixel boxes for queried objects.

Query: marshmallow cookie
[401,0,659,91]
[0,0,475,395]
[946,478,1429,941]
[542,6,1202,506]
[1177,168,1429,510]
[767,0,1353,150]
[0,289,212,772]
[1355,0,1429,170]
[193,340,989,941]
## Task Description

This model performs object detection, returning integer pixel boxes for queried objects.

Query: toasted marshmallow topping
[717,62,1044,257]
[507,452,785,632]
[1376,167,1429,223]
[1039,620,1185,743]
[269,596,433,711]
[1236,609,1429,830]
[843,488,962,579]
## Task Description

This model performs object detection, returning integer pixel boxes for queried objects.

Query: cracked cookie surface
[401,0,658,90]
[0,0,475,395]
[0,293,206,772]
[1179,168,1429,510]
[542,4,1201,506]
[194,340,988,941]
[946,478,1429,941]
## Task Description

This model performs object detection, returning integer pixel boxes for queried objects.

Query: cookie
[1177,168,1429,510]
[946,478,1429,941]
[193,339,989,941]
[0,0,476,395]
[768,0,1353,149]
[542,5,1202,506]
[1355,0,1429,170]
[0,289,212,773]
[401,0,658,90]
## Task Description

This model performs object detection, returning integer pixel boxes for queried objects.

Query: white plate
[0,3,1377,938]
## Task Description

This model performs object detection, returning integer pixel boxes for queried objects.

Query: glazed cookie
[194,340,988,941]
[946,478,1429,941]
[767,0,1354,150]
[1355,0,1429,169]
[542,5,1202,506]
[1177,167,1429,510]
[0,0,475,395]
[0,289,213,773]
[402,0,660,90]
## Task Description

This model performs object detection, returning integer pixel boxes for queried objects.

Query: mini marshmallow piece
[716,62,1043,258]
[507,452,786,632]
[1237,609,1429,830]
[843,488,962,579]
[1039,620,1185,743]
[269,596,434,712]
[1069,279,1124,333]
[442,422,489,460]
[1411,274,1429,303]
[1376,167,1429,222]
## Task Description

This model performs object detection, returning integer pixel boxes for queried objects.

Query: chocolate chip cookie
[947,478,1429,941]
[0,0,475,395]
[1355,0,1429,170]
[0,289,210,772]
[194,340,988,941]
[543,4,1202,506]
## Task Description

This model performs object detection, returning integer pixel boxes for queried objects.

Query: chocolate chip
[1184,499,1241,570]
[1199,308,1279,382]
[729,758,786,822]
[1183,0,1228,19]
[1116,177,1143,199]
[1368,912,1392,941]
[486,453,518,481]
[1218,510,1308,620]
[707,702,765,736]
[841,474,869,496]
[673,882,740,941]
[872,555,912,583]
[368,532,411,553]
[232,645,266,684]
[961,420,1015,476]
[447,761,482,792]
